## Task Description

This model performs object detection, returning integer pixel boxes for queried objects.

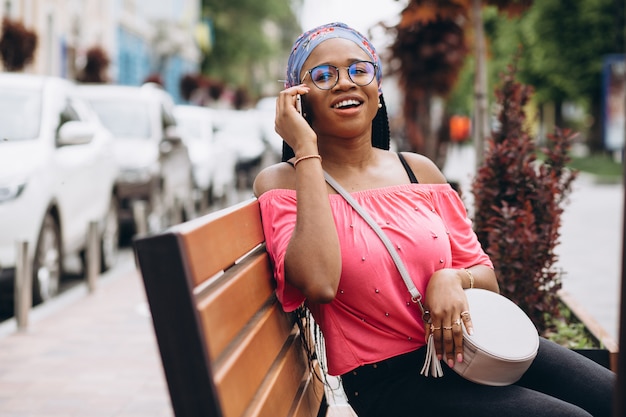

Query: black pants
[340,338,615,417]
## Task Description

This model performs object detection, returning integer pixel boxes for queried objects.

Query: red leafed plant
[77,46,110,83]
[0,18,38,72]
[471,60,578,333]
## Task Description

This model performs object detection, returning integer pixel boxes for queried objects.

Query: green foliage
[544,303,601,349]
[446,54,476,116]
[472,0,623,105]
[471,61,578,334]
[448,1,623,134]
[446,5,526,116]
[569,153,623,178]
[517,0,621,104]
[200,0,302,97]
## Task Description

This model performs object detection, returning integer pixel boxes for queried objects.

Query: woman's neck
[317,134,376,171]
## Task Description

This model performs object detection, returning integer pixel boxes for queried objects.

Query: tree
[77,46,110,83]
[469,0,624,152]
[517,0,623,152]
[0,18,37,72]
[200,0,302,99]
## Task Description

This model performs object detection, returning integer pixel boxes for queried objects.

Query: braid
[372,94,391,151]
[281,141,295,162]
[281,93,391,162]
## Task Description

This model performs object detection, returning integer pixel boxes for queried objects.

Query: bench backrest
[133,199,326,417]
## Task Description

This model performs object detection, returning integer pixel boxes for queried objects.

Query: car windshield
[89,99,152,139]
[0,89,42,141]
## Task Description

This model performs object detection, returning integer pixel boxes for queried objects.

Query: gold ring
[461,311,471,321]
[454,319,462,326]
[443,326,453,330]
[430,325,441,332]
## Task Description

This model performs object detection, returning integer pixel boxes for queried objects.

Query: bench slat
[290,363,326,417]
[245,333,315,417]
[196,250,275,361]
[179,200,265,287]
[214,303,294,417]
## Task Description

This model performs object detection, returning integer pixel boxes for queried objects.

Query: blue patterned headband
[285,22,382,93]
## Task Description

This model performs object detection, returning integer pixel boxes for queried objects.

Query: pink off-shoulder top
[258,183,492,375]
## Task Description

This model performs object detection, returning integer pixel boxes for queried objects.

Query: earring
[378,101,382,109]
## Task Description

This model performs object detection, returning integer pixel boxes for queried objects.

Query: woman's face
[299,38,380,139]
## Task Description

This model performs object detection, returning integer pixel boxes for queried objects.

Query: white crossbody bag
[324,172,539,386]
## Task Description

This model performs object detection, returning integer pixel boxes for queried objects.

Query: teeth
[333,99,360,109]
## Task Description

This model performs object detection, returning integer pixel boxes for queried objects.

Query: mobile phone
[295,94,302,115]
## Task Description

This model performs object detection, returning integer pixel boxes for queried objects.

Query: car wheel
[100,196,119,272]
[32,213,62,304]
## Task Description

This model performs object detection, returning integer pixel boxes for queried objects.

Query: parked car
[0,73,119,305]
[172,105,236,210]
[255,96,283,162]
[78,83,196,237]
[211,109,266,189]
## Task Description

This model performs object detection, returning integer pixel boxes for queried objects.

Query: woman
[253,22,614,417]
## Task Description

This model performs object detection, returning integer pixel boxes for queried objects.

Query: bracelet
[464,268,474,289]
[293,154,322,168]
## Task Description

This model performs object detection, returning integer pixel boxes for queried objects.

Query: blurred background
[1,0,624,170]
[0,0,624,320]
[0,3,624,415]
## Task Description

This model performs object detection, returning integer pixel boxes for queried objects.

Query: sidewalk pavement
[0,251,173,417]
[556,174,623,343]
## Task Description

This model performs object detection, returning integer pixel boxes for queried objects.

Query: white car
[0,73,119,304]
[78,84,196,236]
[255,96,283,161]
[211,109,266,189]
[173,105,237,209]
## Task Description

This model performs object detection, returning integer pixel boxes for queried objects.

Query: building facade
[0,0,201,102]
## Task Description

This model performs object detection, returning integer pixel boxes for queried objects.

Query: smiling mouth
[333,99,362,109]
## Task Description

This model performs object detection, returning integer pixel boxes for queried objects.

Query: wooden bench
[133,198,329,417]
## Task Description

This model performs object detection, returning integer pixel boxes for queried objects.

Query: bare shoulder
[253,162,296,197]
[398,151,448,184]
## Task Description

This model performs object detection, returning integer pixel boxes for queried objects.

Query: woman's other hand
[424,268,471,368]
